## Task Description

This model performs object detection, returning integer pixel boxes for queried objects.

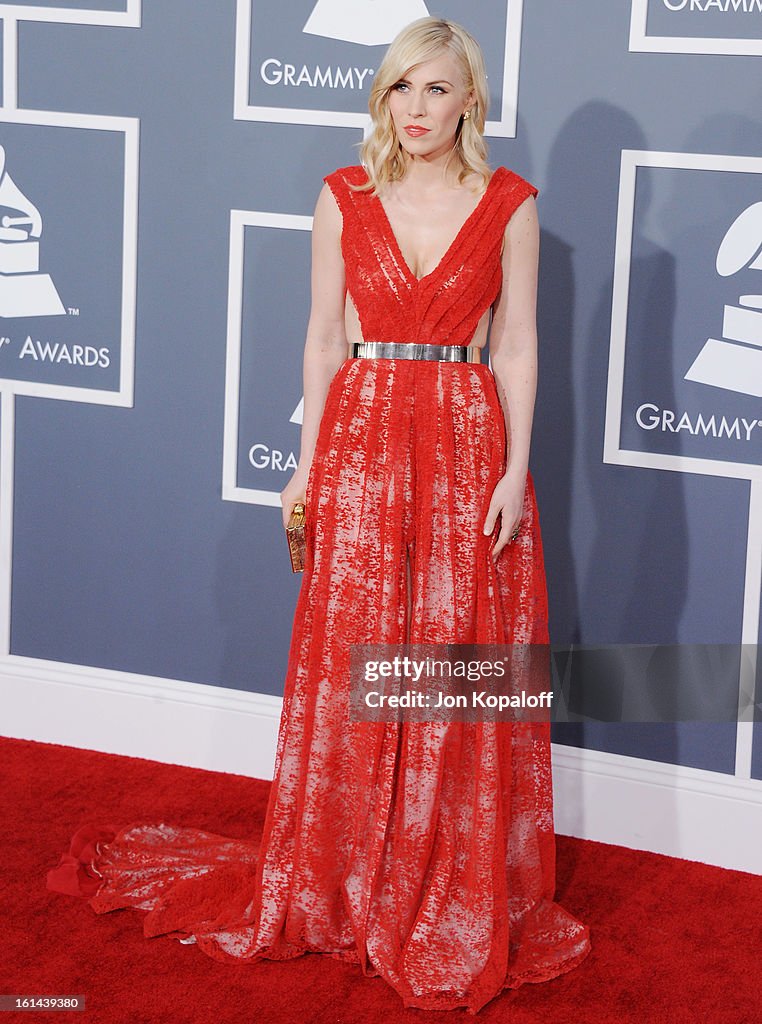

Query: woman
[46,17,591,1015]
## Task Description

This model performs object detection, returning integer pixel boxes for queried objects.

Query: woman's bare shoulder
[313,181,342,233]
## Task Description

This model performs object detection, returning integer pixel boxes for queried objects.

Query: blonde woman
[47,16,591,1015]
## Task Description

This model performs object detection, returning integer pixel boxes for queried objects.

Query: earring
[463,109,471,120]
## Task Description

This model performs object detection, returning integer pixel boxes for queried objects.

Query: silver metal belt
[350,341,481,364]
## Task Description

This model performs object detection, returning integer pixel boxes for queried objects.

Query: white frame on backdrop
[604,148,762,783]
[222,210,312,507]
[630,0,762,57]
[0,109,139,407]
[233,0,526,137]
[0,1,140,27]
[604,149,762,484]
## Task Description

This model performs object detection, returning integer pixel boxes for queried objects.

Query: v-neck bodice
[323,163,538,347]
[374,167,505,285]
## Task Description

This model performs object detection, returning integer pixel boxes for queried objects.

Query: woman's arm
[481,194,540,560]
[280,181,348,528]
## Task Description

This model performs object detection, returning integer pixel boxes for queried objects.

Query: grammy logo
[0,144,66,319]
[685,201,762,399]
[303,0,430,47]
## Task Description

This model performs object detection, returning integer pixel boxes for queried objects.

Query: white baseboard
[0,654,282,780]
[2,654,761,875]
[550,743,762,875]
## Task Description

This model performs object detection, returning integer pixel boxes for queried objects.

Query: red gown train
[46,164,592,1014]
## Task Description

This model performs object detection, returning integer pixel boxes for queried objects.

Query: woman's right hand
[280,464,311,530]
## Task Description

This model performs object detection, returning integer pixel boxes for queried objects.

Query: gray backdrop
[2,1,761,779]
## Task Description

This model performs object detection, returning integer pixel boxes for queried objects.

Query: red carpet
[3,734,759,1024]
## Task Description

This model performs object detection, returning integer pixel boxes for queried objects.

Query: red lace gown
[46,164,591,1014]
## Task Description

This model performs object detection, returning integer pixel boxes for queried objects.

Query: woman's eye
[391,82,445,94]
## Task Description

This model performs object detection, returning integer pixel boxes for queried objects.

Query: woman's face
[386,49,474,162]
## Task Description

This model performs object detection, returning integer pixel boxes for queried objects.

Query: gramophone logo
[685,202,762,399]
[303,0,430,46]
[0,144,65,319]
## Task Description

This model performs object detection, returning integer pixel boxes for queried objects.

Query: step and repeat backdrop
[1,1,761,785]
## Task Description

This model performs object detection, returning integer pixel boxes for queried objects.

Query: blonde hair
[354,17,491,196]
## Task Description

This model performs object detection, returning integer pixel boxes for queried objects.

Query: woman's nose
[407,93,426,117]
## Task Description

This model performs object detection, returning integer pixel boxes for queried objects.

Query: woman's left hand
[482,469,527,563]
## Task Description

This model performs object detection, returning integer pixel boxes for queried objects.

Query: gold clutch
[286,501,307,573]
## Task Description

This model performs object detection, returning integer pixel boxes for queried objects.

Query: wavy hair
[353,17,491,196]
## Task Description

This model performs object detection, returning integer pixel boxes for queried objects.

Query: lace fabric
[46,164,592,1014]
